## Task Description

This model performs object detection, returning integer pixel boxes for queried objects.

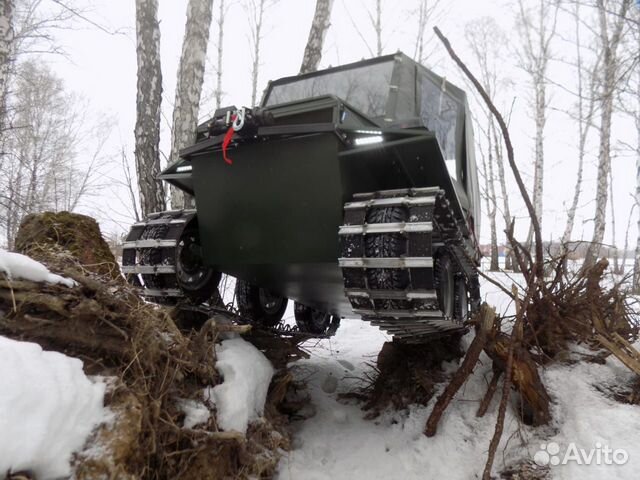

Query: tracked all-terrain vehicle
[123,52,482,343]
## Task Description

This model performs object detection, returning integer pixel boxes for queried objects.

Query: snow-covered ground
[0,252,104,478]
[2,256,640,479]
[276,275,640,480]
[0,336,107,479]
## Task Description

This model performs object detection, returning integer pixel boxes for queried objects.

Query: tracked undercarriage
[122,185,479,342]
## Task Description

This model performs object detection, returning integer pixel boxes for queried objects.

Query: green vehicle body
[159,52,481,318]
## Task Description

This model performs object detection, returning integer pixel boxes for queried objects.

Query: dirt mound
[15,212,121,280]
[0,217,298,479]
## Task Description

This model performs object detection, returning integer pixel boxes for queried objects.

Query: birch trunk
[584,0,631,268]
[528,77,545,242]
[299,0,334,74]
[169,0,214,210]
[0,0,14,133]
[134,0,165,217]
[488,127,499,271]
[479,116,499,271]
[621,204,634,275]
[516,0,559,250]
[633,31,640,291]
[634,116,640,290]
[608,167,619,273]
[561,2,596,248]
[215,0,226,110]
[491,120,513,270]
[249,0,266,107]
[374,0,382,56]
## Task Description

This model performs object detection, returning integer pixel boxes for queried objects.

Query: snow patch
[0,250,77,287]
[541,358,640,479]
[179,399,211,429]
[0,336,107,479]
[207,337,274,434]
[276,275,640,479]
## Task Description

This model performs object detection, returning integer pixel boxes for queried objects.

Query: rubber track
[339,188,480,343]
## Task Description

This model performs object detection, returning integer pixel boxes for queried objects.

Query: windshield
[263,60,395,120]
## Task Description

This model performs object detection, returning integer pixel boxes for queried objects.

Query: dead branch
[425,305,495,436]
[476,370,501,417]
[434,26,543,279]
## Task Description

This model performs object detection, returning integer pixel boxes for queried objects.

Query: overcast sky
[43,0,639,250]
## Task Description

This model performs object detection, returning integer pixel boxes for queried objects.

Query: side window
[419,76,459,166]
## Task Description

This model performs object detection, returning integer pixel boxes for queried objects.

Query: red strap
[222,125,234,165]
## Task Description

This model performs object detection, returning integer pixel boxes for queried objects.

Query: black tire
[294,302,339,334]
[435,254,455,320]
[364,206,410,310]
[454,275,469,323]
[235,279,287,327]
[175,227,221,303]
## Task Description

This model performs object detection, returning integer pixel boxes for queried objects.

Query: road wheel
[294,302,340,334]
[235,279,287,327]
[176,227,221,303]
[435,253,455,320]
[454,275,469,323]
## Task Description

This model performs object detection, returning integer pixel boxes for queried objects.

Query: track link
[339,187,480,343]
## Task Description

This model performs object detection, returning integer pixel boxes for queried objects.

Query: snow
[541,358,640,479]
[0,249,77,287]
[179,398,211,429]
[276,321,526,479]
[0,336,107,479]
[207,337,275,434]
[276,273,640,479]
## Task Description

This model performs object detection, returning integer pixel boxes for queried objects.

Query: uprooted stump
[15,211,121,280]
[352,336,463,418]
[0,218,299,479]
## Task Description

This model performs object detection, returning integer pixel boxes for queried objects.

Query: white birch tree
[515,0,559,248]
[466,17,510,271]
[245,0,277,107]
[0,0,14,133]
[299,0,334,74]
[561,1,599,249]
[169,0,214,210]
[631,8,640,290]
[0,61,97,247]
[214,0,228,110]
[584,0,633,268]
[412,0,444,67]
[134,0,165,217]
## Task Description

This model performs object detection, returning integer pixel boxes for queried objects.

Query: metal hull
[189,128,458,317]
